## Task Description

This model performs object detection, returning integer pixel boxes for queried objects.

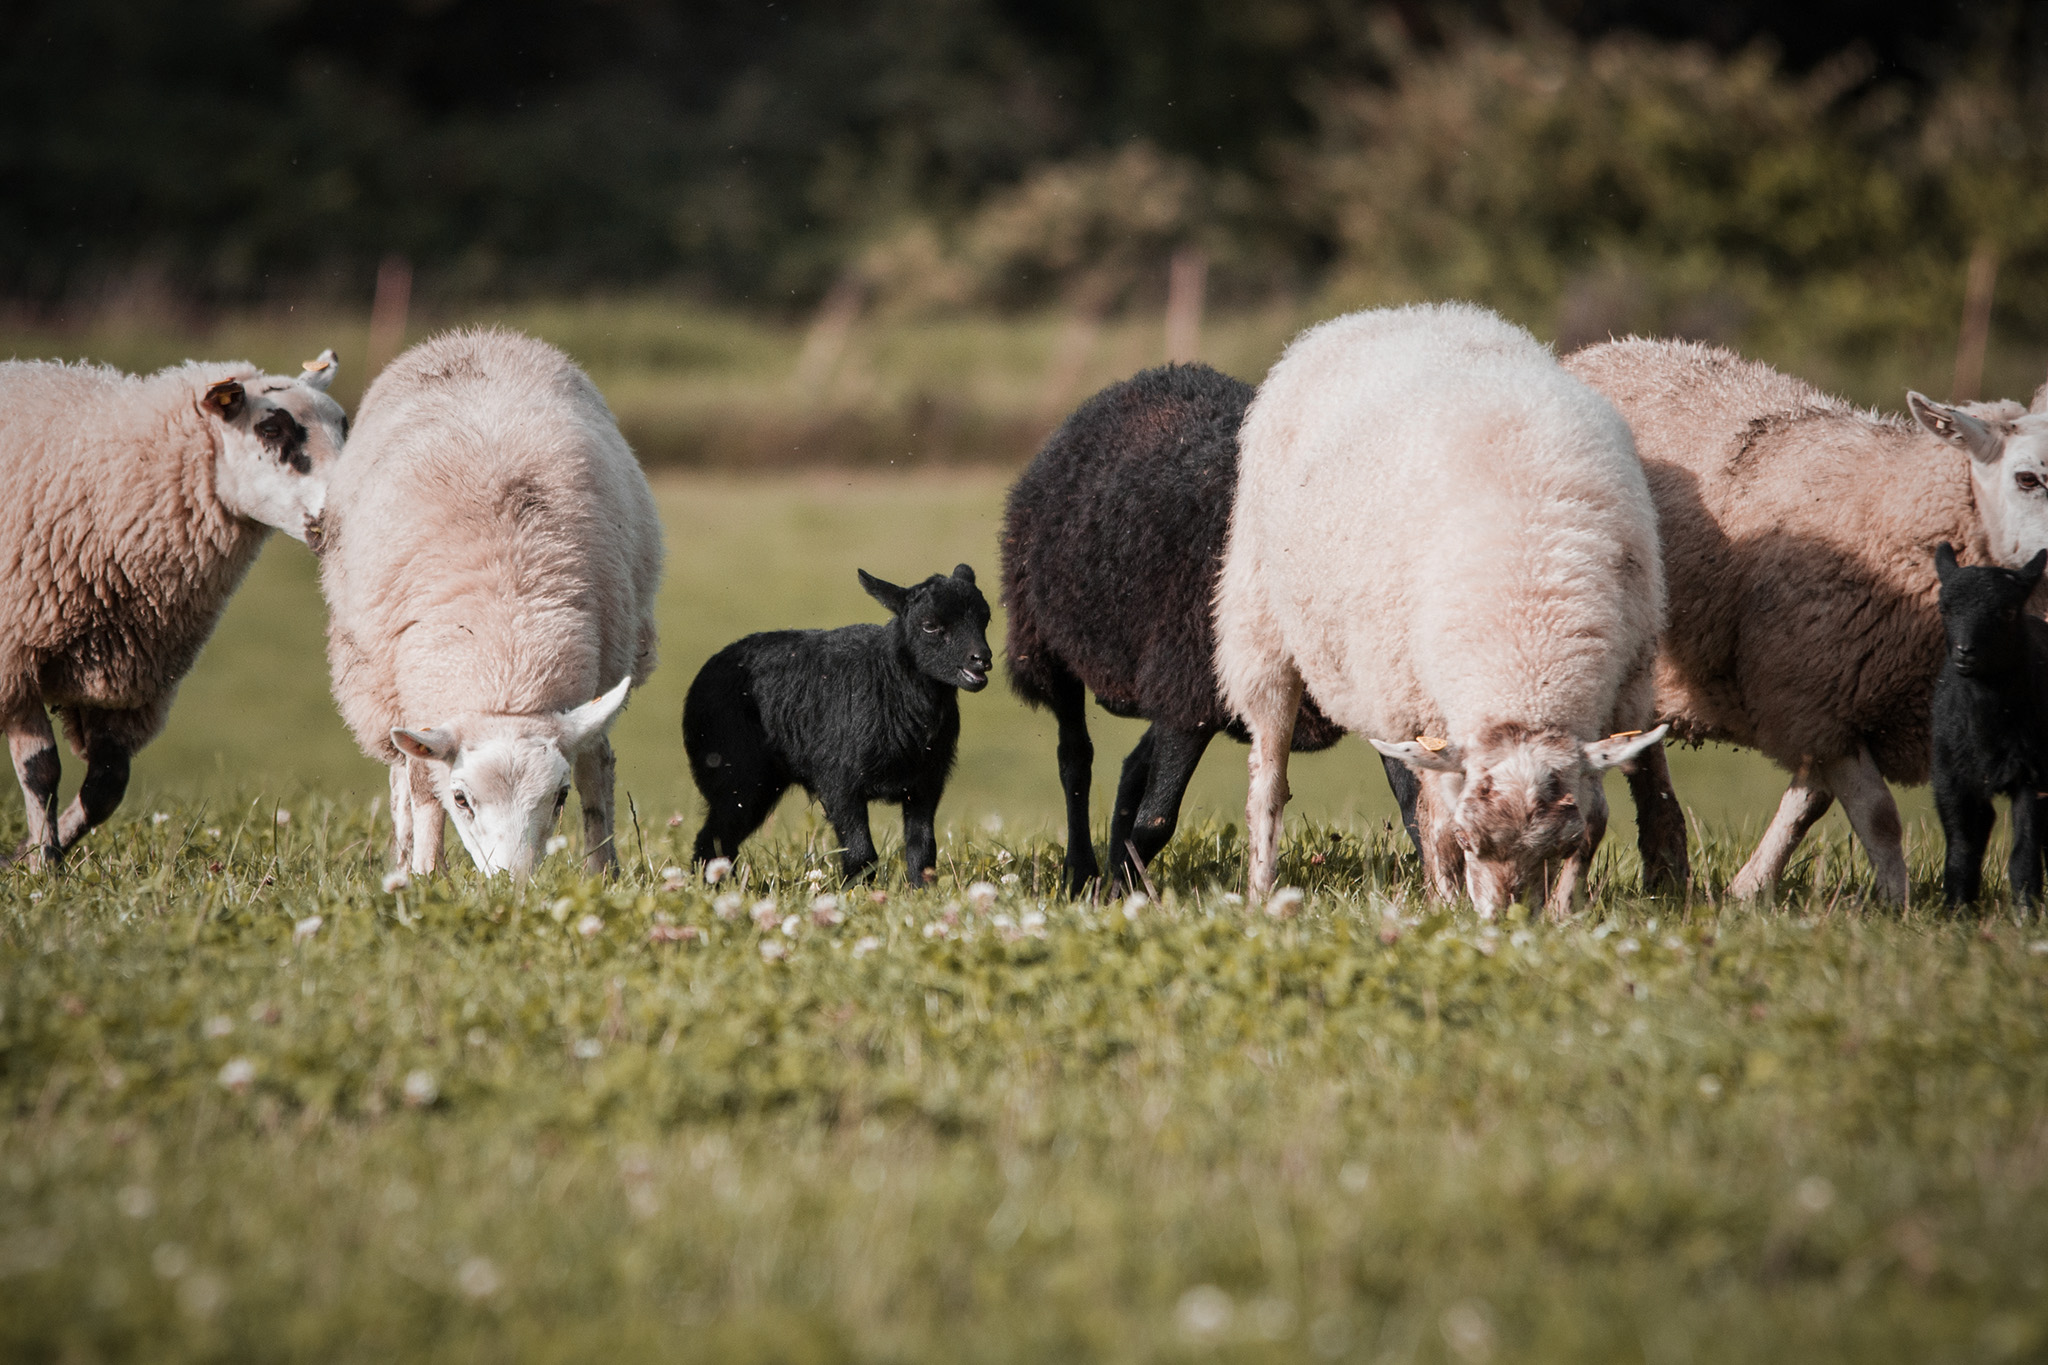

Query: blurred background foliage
[6,0,2048,449]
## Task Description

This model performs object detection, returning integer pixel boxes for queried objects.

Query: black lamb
[683,564,993,883]
[1001,362,1421,896]
[1932,542,2048,908]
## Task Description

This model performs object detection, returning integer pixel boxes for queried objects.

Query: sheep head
[205,348,348,547]
[859,563,994,691]
[1911,392,2048,576]
[391,677,632,878]
[1372,723,1668,916]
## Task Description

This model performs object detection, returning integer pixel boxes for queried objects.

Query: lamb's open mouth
[958,666,988,689]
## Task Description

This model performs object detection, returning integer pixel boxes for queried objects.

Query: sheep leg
[1411,774,1464,903]
[1112,725,1215,889]
[388,763,414,870]
[1727,761,1833,900]
[1242,669,1304,899]
[54,728,131,852]
[1542,802,1610,923]
[1624,741,1690,894]
[900,784,941,887]
[822,787,879,883]
[1379,754,1424,860]
[574,737,618,876]
[1046,666,1098,895]
[5,708,61,867]
[2007,790,2042,910]
[406,757,445,876]
[1821,747,1909,905]
[1106,728,1157,887]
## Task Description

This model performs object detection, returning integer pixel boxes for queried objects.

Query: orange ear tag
[1416,735,1448,752]
[302,358,331,373]
[1608,730,1644,740]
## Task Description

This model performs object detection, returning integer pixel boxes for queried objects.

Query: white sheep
[0,350,344,865]
[1565,338,2048,903]
[1214,304,1666,917]
[319,329,662,878]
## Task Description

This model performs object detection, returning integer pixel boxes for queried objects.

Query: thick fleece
[0,356,345,863]
[321,329,662,875]
[1002,363,1401,896]
[1565,338,2048,902]
[1215,304,1665,916]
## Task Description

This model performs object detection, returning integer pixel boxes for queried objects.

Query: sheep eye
[452,790,473,815]
[554,788,569,814]
[921,621,943,635]
[2019,471,2042,491]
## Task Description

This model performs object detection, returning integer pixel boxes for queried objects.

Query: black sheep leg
[55,729,131,853]
[1110,726,1214,890]
[1379,752,1424,861]
[690,751,791,864]
[1106,727,1158,884]
[5,708,61,867]
[821,786,879,882]
[1625,742,1691,894]
[2009,789,2044,909]
[1935,772,1995,909]
[900,780,942,887]
[1047,666,1099,895]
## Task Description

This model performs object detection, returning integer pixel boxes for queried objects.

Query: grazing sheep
[1215,303,1667,917]
[1565,339,2048,903]
[1930,543,2048,908]
[684,565,991,883]
[0,350,345,865]
[1002,363,1421,896]
[320,329,662,878]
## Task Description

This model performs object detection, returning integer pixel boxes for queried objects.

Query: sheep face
[391,678,632,878]
[1374,725,1668,916]
[1911,394,2048,571]
[1935,541,2047,678]
[859,563,994,690]
[203,350,348,547]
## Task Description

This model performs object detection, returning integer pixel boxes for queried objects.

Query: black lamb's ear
[952,563,976,585]
[1935,542,1960,585]
[858,569,909,616]
[2025,548,2048,589]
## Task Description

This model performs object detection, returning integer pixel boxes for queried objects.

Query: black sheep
[683,564,992,883]
[1001,362,1421,895]
[1932,542,2048,908]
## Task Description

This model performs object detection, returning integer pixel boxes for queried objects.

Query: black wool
[1931,542,2048,908]
[1000,362,1418,895]
[683,564,992,883]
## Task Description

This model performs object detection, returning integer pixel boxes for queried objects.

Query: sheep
[1214,303,1668,917]
[1001,362,1421,896]
[0,349,345,866]
[320,329,662,878]
[683,564,992,883]
[1564,338,2048,903]
[1929,543,2048,909]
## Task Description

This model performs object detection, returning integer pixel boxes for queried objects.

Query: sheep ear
[858,569,908,615]
[1368,736,1463,773]
[952,563,976,585]
[1584,724,1669,771]
[391,726,457,762]
[204,378,246,420]
[2031,377,2047,415]
[1910,391,2007,463]
[1935,542,1960,584]
[558,676,633,751]
[300,349,339,392]
[2025,549,2048,589]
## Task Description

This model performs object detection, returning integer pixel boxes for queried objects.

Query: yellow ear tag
[1416,735,1447,752]
[1608,730,1644,740]
[302,358,331,373]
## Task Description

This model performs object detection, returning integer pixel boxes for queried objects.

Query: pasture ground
[3,474,2046,1362]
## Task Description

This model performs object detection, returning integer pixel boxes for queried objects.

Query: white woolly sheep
[1214,303,1667,918]
[1565,339,2048,904]
[320,329,662,878]
[0,350,344,865]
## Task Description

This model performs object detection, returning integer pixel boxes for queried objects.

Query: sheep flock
[5,304,2047,915]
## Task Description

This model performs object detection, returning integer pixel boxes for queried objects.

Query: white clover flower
[704,857,733,885]
[117,1185,156,1219]
[966,881,999,911]
[456,1256,501,1300]
[544,834,569,856]
[293,914,324,943]
[750,899,780,930]
[1794,1175,1835,1213]
[1221,892,1244,907]
[806,868,827,885]
[712,892,743,919]
[576,913,604,938]
[1616,937,1640,955]
[1177,1285,1233,1341]
[151,812,171,826]
[995,848,1014,866]
[549,897,574,923]
[402,1069,438,1107]
[759,939,788,962]
[1000,872,1021,886]
[274,808,291,826]
[573,1038,602,1059]
[1021,910,1047,936]
[382,870,410,894]
[203,1015,234,1039]
[780,914,800,937]
[1267,887,1304,919]
[810,894,844,926]
[666,812,685,828]
[217,1057,255,1092]
[205,827,222,840]
[1123,892,1148,921]
[661,865,688,891]
[852,936,883,958]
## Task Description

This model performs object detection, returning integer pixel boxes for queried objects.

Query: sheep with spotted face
[1214,304,1667,918]
[0,350,345,865]
[319,329,662,879]
[1563,338,2048,903]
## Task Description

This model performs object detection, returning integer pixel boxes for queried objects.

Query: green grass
[4,472,2044,1361]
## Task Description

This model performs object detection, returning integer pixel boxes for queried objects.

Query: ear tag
[1417,735,1448,752]
[302,357,331,373]
[1607,730,1644,740]
[208,383,237,407]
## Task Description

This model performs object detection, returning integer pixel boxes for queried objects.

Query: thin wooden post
[1952,240,1999,403]
[791,274,865,397]
[366,255,412,379]
[1164,246,1207,364]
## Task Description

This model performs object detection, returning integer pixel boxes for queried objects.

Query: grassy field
[5,475,2047,1361]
